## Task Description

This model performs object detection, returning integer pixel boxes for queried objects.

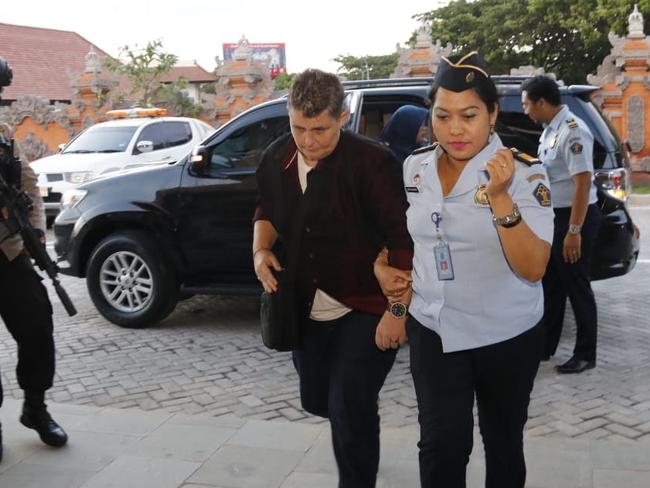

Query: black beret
[434,51,490,92]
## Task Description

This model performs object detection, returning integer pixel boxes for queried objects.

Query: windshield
[64,126,138,153]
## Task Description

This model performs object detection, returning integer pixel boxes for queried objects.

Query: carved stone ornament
[17,131,50,163]
[85,46,102,73]
[0,96,73,134]
[233,35,253,62]
[629,4,645,39]
[415,22,433,49]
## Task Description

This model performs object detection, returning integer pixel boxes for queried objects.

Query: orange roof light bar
[106,107,169,119]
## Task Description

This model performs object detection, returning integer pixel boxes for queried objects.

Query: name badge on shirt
[434,241,454,280]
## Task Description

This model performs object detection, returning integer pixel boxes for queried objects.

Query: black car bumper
[53,221,82,276]
[591,203,640,280]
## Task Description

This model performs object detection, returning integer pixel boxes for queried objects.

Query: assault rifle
[0,138,77,316]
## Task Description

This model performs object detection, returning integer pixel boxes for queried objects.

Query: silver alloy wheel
[99,251,154,313]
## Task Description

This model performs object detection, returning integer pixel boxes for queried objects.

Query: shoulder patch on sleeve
[412,142,438,155]
[570,142,583,154]
[510,147,540,166]
[533,182,552,207]
[566,118,579,129]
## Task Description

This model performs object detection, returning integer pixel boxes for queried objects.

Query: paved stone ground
[1,205,649,442]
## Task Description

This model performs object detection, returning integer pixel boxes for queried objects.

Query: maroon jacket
[253,131,413,317]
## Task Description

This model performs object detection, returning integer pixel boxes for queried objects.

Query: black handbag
[258,152,323,352]
[260,269,300,351]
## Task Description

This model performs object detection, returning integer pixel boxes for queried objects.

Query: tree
[333,53,400,80]
[104,39,201,115]
[274,72,296,91]
[414,0,650,84]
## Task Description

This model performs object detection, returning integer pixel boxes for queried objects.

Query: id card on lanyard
[431,211,454,280]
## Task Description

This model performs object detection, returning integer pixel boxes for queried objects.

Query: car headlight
[67,171,95,184]
[60,189,87,210]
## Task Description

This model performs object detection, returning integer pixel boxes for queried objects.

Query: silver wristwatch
[568,224,582,235]
[492,204,522,228]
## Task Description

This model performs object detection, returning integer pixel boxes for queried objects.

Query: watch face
[390,302,407,318]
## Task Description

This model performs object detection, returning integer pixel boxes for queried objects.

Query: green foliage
[103,39,201,115]
[274,72,296,91]
[414,0,650,84]
[333,53,400,80]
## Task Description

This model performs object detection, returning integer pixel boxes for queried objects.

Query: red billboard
[222,43,287,78]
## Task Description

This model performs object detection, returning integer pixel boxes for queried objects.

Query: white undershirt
[297,152,352,321]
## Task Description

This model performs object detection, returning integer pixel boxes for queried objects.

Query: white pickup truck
[31,107,215,220]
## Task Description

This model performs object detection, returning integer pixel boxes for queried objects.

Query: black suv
[53,77,640,328]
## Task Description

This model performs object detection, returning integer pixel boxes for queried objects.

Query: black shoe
[556,357,596,374]
[20,407,68,447]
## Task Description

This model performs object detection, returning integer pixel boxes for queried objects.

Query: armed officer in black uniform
[0,57,68,461]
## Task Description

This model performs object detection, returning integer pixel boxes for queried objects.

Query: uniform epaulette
[566,118,579,129]
[412,142,438,155]
[510,147,540,166]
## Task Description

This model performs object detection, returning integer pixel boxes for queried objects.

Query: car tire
[86,231,179,328]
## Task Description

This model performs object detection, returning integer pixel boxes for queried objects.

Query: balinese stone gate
[0,48,115,162]
[588,5,650,172]
[201,36,274,127]
[392,23,453,78]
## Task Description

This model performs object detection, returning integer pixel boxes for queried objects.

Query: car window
[208,116,290,174]
[136,122,165,152]
[161,121,193,148]
[496,111,541,156]
[63,126,137,153]
[359,95,428,140]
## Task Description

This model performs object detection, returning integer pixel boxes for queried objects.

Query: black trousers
[543,204,601,361]
[0,254,55,408]
[407,318,543,488]
[292,311,396,488]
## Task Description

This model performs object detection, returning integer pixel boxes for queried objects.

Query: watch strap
[568,224,582,235]
[492,203,522,228]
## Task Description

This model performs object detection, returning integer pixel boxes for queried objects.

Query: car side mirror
[136,140,154,153]
[190,145,210,175]
[624,140,632,153]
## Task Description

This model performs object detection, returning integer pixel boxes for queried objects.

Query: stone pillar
[391,23,453,78]
[588,5,650,172]
[67,46,116,131]
[203,35,274,127]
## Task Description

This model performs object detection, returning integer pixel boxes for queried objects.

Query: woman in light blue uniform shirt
[376,53,554,488]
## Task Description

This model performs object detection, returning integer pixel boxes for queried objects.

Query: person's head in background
[378,105,430,163]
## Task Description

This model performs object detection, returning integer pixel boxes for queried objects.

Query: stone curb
[629,193,650,206]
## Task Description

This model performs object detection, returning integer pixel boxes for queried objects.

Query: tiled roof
[160,64,217,84]
[0,22,111,102]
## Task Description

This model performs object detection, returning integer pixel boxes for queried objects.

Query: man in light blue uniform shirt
[522,75,602,374]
